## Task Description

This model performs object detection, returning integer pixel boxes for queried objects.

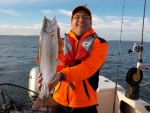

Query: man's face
[71,10,92,36]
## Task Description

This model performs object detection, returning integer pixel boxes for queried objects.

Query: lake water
[0,35,150,104]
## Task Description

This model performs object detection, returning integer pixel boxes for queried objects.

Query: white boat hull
[97,76,150,113]
[28,67,150,113]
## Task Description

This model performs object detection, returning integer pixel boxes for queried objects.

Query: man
[38,5,108,113]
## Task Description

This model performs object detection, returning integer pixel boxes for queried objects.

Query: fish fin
[32,95,57,109]
[58,38,64,53]
[56,59,63,65]
[35,54,39,64]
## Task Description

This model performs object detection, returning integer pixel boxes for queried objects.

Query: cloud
[58,22,71,35]
[92,15,104,23]
[0,14,150,42]
[0,24,41,35]
[59,9,71,16]
[91,14,150,41]
[41,10,52,14]
[0,22,70,36]
[0,8,21,16]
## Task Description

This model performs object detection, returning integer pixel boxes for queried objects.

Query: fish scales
[40,33,57,98]
[33,16,59,109]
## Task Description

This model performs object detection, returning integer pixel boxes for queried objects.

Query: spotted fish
[33,16,60,109]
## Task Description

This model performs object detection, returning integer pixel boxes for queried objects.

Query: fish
[33,16,61,109]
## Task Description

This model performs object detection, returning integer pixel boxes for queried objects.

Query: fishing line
[137,0,146,75]
[137,0,150,89]
[112,0,125,113]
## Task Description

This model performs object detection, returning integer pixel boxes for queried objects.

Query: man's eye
[73,16,90,20]
[74,16,80,19]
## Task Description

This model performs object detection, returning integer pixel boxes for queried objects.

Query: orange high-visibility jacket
[54,28,108,108]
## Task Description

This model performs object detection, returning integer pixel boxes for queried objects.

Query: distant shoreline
[0,35,149,42]
[0,35,39,38]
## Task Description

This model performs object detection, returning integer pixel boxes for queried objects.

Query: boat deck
[97,76,150,113]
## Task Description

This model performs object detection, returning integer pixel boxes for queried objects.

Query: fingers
[38,73,42,84]
[47,82,53,92]
[47,73,61,91]
[37,73,42,92]
[38,73,42,78]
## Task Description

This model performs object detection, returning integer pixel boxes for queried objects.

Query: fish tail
[32,95,57,109]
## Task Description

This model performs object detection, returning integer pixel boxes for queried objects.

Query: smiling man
[37,5,108,113]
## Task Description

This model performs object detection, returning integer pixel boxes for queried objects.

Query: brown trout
[33,16,60,109]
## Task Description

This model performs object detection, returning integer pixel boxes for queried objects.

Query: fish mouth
[42,16,58,33]
[49,29,56,33]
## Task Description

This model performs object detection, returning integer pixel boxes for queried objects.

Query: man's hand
[47,73,63,91]
[37,72,63,92]
[37,73,42,92]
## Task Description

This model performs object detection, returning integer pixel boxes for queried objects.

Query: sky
[0,0,150,42]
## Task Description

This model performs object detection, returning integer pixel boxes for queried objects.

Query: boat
[0,0,150,113]
[27,66,150,113]
[97,76,150,113]
[1,65,149,113]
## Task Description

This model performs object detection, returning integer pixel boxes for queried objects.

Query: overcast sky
[0,0,150,42]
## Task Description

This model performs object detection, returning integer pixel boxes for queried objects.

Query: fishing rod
[112,0,125,113]
[126,0,150,100]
